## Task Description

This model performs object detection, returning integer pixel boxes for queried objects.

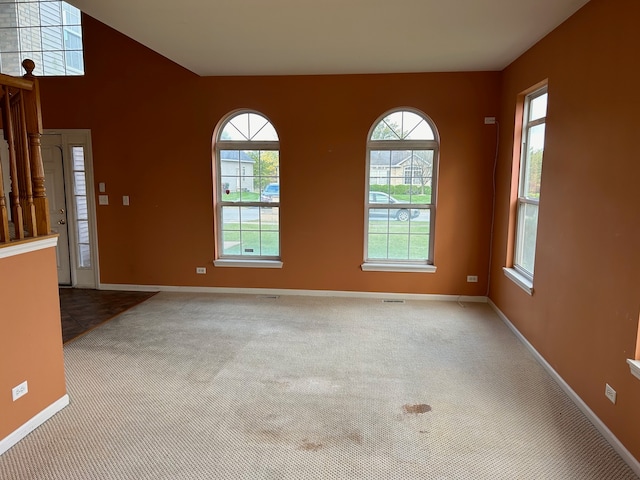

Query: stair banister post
[22,59,50,235]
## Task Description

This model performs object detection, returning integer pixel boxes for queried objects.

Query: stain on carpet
[403,404,432,414]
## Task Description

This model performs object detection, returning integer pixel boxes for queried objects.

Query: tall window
[71,145,90,268]
[214,111,280,262]
[0,0,84,76]
[364,109,438,269]
[514,87,547,280]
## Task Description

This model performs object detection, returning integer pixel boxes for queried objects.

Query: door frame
[43,129,99,288]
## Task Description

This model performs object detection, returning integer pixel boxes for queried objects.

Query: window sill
[214,259,283,269]
[627,359,640,381]
[503,267,533,295]
[361,263,437,273]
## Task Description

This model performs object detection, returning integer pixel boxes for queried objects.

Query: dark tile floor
[59,289,157,343]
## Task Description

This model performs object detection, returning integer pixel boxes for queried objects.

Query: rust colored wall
[0,246,66,441]
[490,0,640,460]
[38,16,500,295]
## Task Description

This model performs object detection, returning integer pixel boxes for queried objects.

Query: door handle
[57,219,66,225]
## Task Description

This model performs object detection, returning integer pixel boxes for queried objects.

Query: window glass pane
[240,231,261,256]
[260,232,279,256]
[73,171,86,195]
[64,48,82,71]
[40,2,62,26]
[529,93,548,121]
[388,234,410,260]
[222,205,240,224]
[0,4,18,24]
[404,118,434,140]
[515,202,538,275]
[63,26,81,48]
[409,233,430,260]
[75,195,87,219]
[17,2,39,27]
[78,243,91,268]
[239,206,259,230]
[71,145,84,169]
[222,229,241,255]
[372,112,403,140]
[369,151,392,191]
[256,150,279,180]
[0,52,21,74]
[20,27,43,50]
[42,49,64,74]
[367,233,389,260]
[523,123,545,199]
[41,25,62,49]
[76,219,89,243]
[371,111,434,141]
[61,2,80,25]
[220,113,279,141]
[260,206,278,230]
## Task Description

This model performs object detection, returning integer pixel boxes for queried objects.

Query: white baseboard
[99,283,487,303]
[488,300,640,476]
[0,394,69,456]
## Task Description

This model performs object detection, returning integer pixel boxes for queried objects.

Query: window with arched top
[363,109,439,272]
[213,111,281,266]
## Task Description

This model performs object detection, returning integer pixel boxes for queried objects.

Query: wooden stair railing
[0,59,50,244]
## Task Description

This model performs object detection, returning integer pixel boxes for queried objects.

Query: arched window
[363,109,439,271]
[213,111,281,266]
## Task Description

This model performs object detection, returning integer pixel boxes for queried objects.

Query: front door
[42,135,71,285]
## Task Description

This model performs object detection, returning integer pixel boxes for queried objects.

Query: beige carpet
[1,293,637,479]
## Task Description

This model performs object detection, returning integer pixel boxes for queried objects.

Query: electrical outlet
[605,383,617,404]
[196,267,206,274]
[484,116,496,124]
[12,381,28,401]
[467,275,478,283]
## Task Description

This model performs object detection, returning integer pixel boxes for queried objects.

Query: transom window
[364,109,438,268]
[514,87,547,280]
[0,1,84,76]
[214,111,280,262]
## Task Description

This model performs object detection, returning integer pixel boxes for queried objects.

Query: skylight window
[0,0,84,76]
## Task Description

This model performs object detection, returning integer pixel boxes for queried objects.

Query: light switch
[123,195,129,206]
[98,195,109,205]
[99,182,106,193]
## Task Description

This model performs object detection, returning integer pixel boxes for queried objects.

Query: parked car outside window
[261,183,280,202]
[369,192,420,221]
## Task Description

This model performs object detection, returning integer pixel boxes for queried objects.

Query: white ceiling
[67,0,590,76]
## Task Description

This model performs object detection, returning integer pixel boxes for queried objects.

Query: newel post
[0,148,9,242]
[22,59,50,235]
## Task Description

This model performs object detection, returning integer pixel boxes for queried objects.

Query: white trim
[213,259,283,269]
[99,283,487,303]
[503,267,533,295]
[0,394,69,456]
[0,236,58,259]
[361,262,437,273]
[489,299,640,476]
[627,359,640,381]
[45,130,98,289]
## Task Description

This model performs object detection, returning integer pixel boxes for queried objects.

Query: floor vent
[382,299,405,304]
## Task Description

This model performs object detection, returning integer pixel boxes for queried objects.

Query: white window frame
[513,86,547,285]
[362,108,438,273]
[213,110,282,268]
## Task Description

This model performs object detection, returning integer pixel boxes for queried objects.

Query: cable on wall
[485,120,500,298]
